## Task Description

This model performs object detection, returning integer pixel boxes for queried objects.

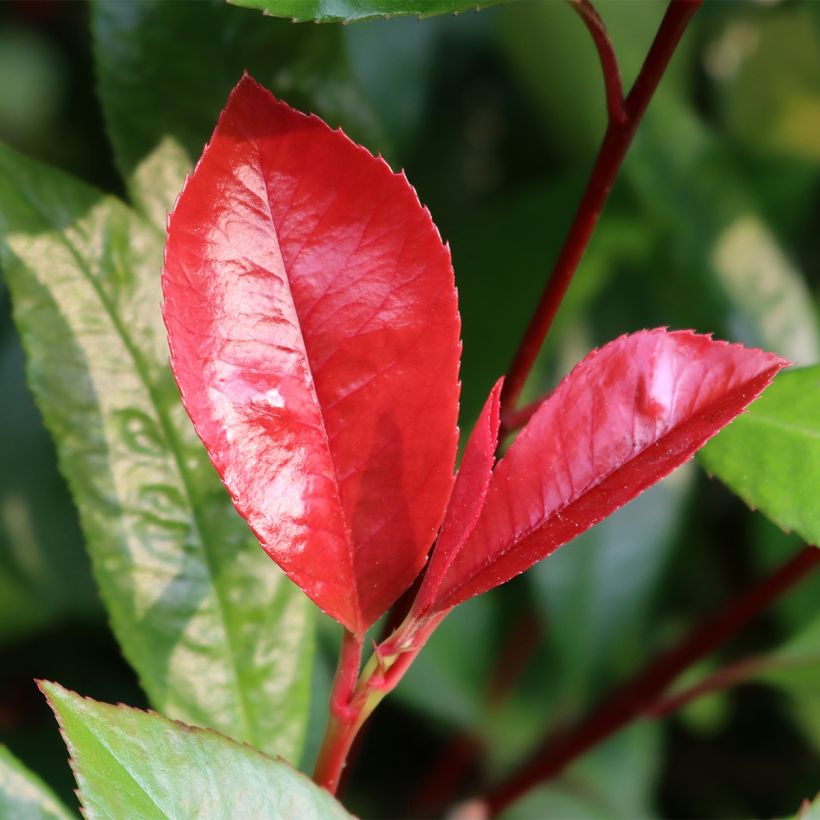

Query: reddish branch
[500,0,703,425]
[482,546,820,816]
[313,631,365,794]
[644,654,774,718]
[570,0,625,124]
[314,615,445,794]
[316,0,712,800]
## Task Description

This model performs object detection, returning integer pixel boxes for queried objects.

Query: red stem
[570,0,625,125]
[643,652,787,719]
[483,546,820,816]
[499,0,703,424]
[313,630,363,794]
[313,615,446,794]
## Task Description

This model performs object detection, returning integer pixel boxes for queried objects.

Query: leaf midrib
[71,719,173,819]
[15,187,255,743]
[250,136,362,631]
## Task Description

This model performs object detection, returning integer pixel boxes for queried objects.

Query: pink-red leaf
[410,379,502,621]
[428,329,788,612]
[162,74,461,634]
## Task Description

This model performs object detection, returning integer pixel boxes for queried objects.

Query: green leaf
[796,792,820,820]
[0,745,74,820]
[226,0,505,24]
[91,0,385,228]
[699,366,820,548]
[40,682,351,820]
[0,143,314,762]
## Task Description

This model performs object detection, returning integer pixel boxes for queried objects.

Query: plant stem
[570,0,625,124]
[482,545,820,816]
[499,0,703,424]
[313,616,445,794]
[313,630,363,794]
[643,654,769,719]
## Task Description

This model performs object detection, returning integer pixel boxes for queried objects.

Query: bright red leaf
[409,379,502,623]
[162,74,461,634]
[426,330,788,613]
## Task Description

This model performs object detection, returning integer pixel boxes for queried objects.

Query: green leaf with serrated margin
[0,143,313,762]
[226,0,505,23]
[700,366,820,548]
[91,0,385,228]
[796,792,820,820]
[0,745,75,820]
[40,682,351,820]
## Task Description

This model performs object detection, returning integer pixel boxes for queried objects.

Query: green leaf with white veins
[0,745,75,820]
[41,682,351,820]
[0,143,314,762]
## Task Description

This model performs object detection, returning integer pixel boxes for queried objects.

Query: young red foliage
[407,379,502,625]
[163,75,787,646]
[425,330,788,613]
[162,74,461,634]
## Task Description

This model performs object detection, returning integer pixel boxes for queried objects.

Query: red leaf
[162,74,461,634]
[410,379,502,621]
[427,329,788,612]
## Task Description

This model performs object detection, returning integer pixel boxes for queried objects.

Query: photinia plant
[162,74,785,794]
[1,0,818,816]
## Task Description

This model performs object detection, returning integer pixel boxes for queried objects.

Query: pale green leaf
[0,143,313,762]
[0,746,74,820]
[41,682,351,820]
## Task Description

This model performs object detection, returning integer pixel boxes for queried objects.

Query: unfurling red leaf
[411,379,502,621]
[426,329,788,612]
[163,74,460,634]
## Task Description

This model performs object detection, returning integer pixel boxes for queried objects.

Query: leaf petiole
[313,613,447,793]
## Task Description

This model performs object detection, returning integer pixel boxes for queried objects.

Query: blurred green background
[0,0,818,817]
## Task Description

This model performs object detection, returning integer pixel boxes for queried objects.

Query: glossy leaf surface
[0,746,74,820]
[412,379,502,620]
[430,329,787,611]
[228,0,505,23]
[163,75,460,633]
[0,143,313,761]
[41,682,351,820]
[700,365,820,547]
